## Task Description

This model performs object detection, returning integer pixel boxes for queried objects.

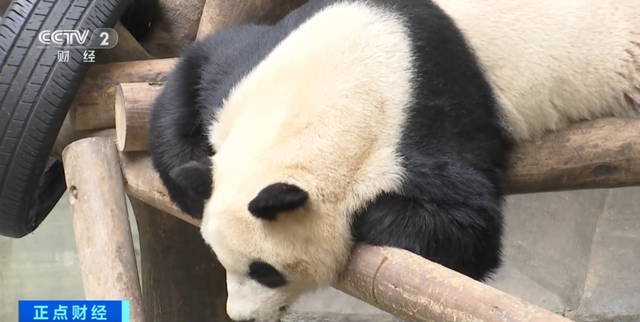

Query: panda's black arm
[147,25,276,218]
[352,157,505,282]
[147,40,215,219]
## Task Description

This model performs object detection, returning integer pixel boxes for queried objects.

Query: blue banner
[19,300,129,322]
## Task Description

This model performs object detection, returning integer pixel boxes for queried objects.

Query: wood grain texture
[507,117,640,194]
[70,58,176,131]
[197,0,310,39]
[335,245,574,322]
[61,137,145,322]
[52,113,115,159]
[115,83,163,151]
[53,26,153,156]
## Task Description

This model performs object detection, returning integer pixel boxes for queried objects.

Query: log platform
[54,1,640,321]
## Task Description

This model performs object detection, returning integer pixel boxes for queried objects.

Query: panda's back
[209,0,511,213]
[431,0,640,141]
[149,0,516,282]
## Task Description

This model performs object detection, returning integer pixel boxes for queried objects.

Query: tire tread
[0,0,133,238]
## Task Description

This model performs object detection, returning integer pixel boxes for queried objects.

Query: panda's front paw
[165,160,213,218]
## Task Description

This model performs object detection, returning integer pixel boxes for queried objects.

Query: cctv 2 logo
[37,28,119,49]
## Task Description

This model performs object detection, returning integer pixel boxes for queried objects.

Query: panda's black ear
[248,183,309,221]
[167,160,212,217]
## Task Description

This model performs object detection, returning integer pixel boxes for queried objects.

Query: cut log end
[115,85,128,151]
[115,83,162,152]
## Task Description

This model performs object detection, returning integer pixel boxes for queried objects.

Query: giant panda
[147,0,640,321]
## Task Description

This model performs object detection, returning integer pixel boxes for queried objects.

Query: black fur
[248,261,288,288]
[350,0,514,281]
[146,36,212,218]
[167,160,212,216]
[147,0,514,281]
[248,183,309,221]
[146,4,326,218]
[147,24,273,218]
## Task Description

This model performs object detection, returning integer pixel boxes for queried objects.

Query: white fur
[433,0,640,141]
[201,2,413,321]
[199,0,640,321]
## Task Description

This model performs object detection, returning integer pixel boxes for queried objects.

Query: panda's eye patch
[248,261,287,288]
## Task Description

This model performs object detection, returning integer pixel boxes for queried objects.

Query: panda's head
[199,167,355,322]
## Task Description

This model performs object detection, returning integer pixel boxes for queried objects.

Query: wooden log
[197,0,310,39]
[95,22,154,64]
[120,151,199,226]
[117,151,578,322]
[62,137,145,322]
[281,312,403,322]
[129,197,230,322]
[507,117,640,194]
[70,58,176,131]
[335,245,574,322]
[115,83,163,151]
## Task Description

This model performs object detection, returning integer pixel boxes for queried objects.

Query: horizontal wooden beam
[52,113,116,160]
[507,117,640,194]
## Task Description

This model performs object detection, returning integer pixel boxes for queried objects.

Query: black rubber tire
[0,0,133,238]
